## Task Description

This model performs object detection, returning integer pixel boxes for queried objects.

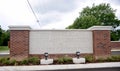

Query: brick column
[88,26,112,59]
[9,26,31,61]
[93,30,111,59]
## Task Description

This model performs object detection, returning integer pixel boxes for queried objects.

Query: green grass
[0,46,9,51]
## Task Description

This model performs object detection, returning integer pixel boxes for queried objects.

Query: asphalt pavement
[41,67,120,71]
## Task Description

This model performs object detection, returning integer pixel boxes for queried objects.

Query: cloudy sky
[0,0,120,30]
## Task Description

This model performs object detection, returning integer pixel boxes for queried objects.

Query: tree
[0,25,3,45]
[67,3,120,40]
[66,15,100,29]
[0,25,10,46]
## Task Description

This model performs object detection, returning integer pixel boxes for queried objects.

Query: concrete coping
[111,49,120,51]
[111,41,120,42]
[87,26,113,30]
[8,25,113,31]
[9,25,31,30]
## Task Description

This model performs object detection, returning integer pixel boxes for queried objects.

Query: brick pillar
[93,30,111,59]
[9,26,30,61]
[88,26,112,59]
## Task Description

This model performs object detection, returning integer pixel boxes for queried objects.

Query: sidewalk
[0,62,120,71]
[0,50,9,54]
[0,50,9,57]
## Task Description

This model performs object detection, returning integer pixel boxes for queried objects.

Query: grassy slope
[0,46,9,51]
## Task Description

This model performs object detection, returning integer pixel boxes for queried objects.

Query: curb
[0,62,120,71]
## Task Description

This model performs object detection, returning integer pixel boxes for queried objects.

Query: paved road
[40,67,120,71]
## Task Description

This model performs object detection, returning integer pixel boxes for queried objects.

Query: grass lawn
[0,46,9,51]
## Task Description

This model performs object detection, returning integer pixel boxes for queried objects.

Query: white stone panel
[29,30,93,54]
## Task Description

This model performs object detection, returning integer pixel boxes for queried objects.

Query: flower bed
[0,55,120,66]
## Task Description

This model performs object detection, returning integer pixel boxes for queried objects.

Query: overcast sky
[0,0,120,30]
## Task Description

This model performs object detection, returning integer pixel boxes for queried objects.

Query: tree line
[0,25,9,46]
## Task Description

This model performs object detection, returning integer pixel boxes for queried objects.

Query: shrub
[9,59,16,65]
[19,57,40,65]
[20,59,29,65]
[111,55,120,61]
[96,58,105,62]
[56,58,64,64]
[0,57,17,65]
[0,57,10,65]
[55,57,73,64]
[63,57,72,64]
[28,57,39,65]
[106,55,120,62]
[85,55,94,63]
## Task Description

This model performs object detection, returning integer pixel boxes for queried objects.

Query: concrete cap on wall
[9,25,31,30]
[87,26,113,30]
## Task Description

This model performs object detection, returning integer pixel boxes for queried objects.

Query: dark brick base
[111,41,120,49]
[29,53,93,59]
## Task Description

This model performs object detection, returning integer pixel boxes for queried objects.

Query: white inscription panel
[29,30,93,54]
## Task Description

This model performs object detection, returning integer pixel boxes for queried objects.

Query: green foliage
[0,46,9,51]
[95,55,120,62]
[0,57,9,65]
[80,3,117,27]
[66,3,120,40]
[9,59,16,65]
[0,57,39,66]
[0,57,16,65]
[106,55,120,62]
[28,57,39,65]
[0,26,10,46]
[67,15,100,29]
[20,59,29,65]
[55,57,73,64]
[19,57,40,65]
[96,58,105,62]
[85,55,120,63]
[85,55,94,63]
[55,58,64,64]
[111,30,120,41]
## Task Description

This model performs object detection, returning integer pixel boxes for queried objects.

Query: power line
[27,0,40,27]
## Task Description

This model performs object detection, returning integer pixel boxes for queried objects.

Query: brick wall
[93,30,111,59]
[9,26,120,60]
[111,41,120,49]
[10,30,29,61]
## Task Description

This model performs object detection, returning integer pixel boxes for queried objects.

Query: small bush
[28,57,39,65]
[96,58,105,62]
[106,55,120,62]
[54,57,73,64]
[19,57,40,65]
[0,57,17,66]
[56,58,64,64]
[20,59,29,65]
[85,55,94,63]
[63,57,72,64]
[9,59,16,65]
[0,57,10,65]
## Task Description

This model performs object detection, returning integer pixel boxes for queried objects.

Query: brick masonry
[93,30,111,59]
[111,41,120,49]
[10,30,29,61]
